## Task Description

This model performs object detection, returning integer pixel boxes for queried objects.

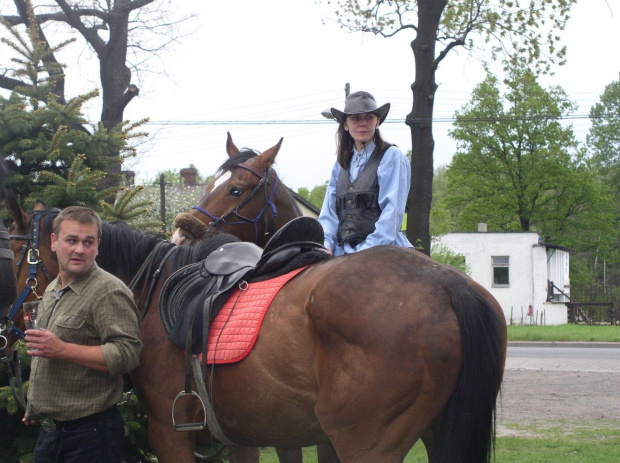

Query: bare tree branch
[53,0,107,52]
[0,73,25,90]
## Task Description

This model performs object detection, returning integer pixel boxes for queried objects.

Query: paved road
[506,342,620,373]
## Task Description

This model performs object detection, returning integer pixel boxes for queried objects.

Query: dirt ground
[497,369,620,435]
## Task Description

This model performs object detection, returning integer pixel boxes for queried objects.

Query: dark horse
[0,156,18,341]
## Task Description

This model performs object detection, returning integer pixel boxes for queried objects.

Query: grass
[507,324,620,342]
[495,421,620,463]
[257,421,620,462]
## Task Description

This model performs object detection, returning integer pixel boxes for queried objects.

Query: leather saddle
[160,217,328,355]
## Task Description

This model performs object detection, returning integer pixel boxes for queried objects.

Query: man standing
[22,206,142,463]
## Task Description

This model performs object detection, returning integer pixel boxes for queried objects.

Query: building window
[492,256,510,287]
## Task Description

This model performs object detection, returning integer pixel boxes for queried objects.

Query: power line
[140,113,617,126]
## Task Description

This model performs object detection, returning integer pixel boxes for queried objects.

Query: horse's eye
[230,187,243,197]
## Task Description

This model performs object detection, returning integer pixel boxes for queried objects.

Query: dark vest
[336,144,391,247]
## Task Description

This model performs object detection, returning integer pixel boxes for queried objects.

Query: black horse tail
[432,282,505,463]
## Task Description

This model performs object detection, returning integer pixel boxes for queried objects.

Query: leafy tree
[586,80,620,287]
[431,242,470,275]
[429,165,455,236]
[297,181,328,209]
[588,79,620,196]
[446,66,615,254]
[325,0,576,254]
[1,0,188,189]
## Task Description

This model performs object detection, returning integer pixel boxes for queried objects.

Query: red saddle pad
[205,266,307,364]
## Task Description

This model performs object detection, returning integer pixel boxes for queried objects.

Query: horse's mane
[98,221,167,281]
[165,231,241,271]
[217,150,259,174]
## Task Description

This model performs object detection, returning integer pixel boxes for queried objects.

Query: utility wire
[138,113,618,126]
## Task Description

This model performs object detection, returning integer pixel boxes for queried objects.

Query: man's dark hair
[53,206,102,239]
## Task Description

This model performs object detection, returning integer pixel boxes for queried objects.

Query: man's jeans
[33,406,124,463]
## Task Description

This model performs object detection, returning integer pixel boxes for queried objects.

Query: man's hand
[24,329,109,372]
[22,414,37,426]
[24,329,64,359]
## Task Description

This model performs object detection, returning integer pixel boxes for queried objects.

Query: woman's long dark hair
[336,120,388,169]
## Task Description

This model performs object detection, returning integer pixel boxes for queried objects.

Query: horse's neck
[274,183,302,225]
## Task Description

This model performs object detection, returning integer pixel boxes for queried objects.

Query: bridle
[191,163,279,247]
[2,210,55,340]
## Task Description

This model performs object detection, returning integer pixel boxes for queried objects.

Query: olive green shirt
[26,263,142,422]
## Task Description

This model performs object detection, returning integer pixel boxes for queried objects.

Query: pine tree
[0,1,147,210]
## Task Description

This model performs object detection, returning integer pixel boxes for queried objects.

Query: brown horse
[2,141,507,462]
[135,139,508,462]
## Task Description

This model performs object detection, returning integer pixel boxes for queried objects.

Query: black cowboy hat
[330,91,391,125]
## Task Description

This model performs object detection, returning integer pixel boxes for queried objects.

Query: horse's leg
[316,441,340,463]
[420,419,441,462]
[131,305,203,463]
[146,408,198,463]
[227,445,260,463]
[275,447,303,463]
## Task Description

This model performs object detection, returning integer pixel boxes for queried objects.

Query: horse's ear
[33,199,47,210]
[256,138,283,171]
[4,192,29,232]
[226,132,240,158]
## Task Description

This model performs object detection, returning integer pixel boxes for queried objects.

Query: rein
[192,163,279,246]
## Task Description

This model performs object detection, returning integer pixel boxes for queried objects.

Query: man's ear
[50,233,57,253]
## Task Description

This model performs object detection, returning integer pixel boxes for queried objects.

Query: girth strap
[191,356,235,445]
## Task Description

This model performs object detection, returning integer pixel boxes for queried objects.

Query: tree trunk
[97,10,135,191]
[405,0,446,256]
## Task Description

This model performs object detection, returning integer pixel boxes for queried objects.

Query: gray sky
[3,0,619,191]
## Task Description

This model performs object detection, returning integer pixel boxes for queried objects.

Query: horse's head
[1,198,59,342]
[172,132,301,247]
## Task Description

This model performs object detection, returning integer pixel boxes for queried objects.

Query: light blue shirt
[318,141,414,256]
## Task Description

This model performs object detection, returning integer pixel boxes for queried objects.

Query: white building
[435,227,571,325]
